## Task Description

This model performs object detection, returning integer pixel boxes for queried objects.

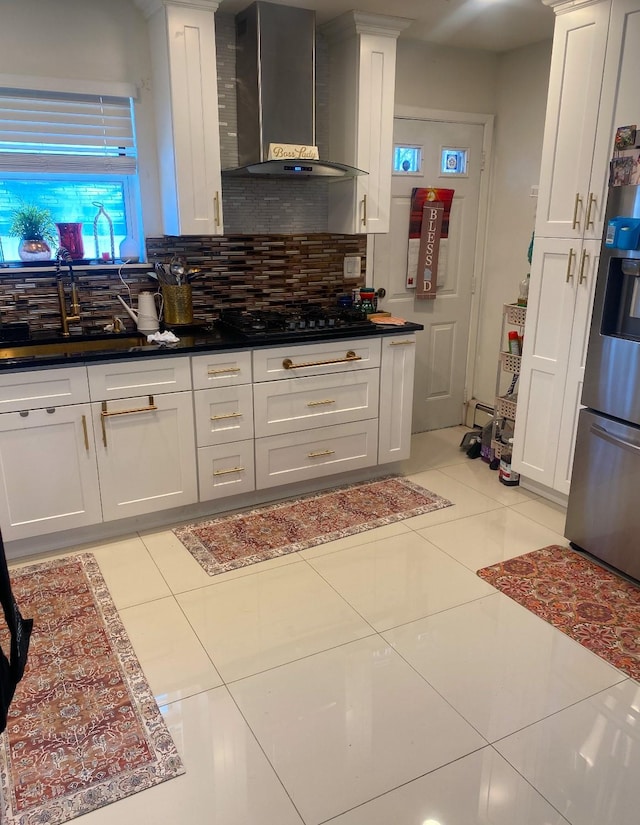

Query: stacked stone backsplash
[0,233,366,336]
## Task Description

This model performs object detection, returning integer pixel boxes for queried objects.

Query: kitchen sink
[0,334,149,360]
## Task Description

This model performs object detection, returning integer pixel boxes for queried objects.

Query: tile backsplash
[0,233,366,336]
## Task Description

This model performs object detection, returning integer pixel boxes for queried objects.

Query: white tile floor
[14,425,640,825]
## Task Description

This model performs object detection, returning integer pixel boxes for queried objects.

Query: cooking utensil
[169,257,186,286]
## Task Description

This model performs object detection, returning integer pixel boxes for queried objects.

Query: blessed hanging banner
[416,201,444,300]
[406,188,454,295]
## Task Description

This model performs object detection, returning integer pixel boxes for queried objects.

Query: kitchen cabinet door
[535,0,610,240]
[324,13,410,234]
[0,404,101,541]
[93,391,197,521]
[378,334,416,464]
[513,237,597,492]
[147,2,224,235]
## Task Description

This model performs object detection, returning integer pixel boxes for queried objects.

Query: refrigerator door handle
[591,423,640,454]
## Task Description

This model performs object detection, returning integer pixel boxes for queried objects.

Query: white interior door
[372,116,485,432]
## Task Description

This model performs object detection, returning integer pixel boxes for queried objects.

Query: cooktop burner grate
[217,305,374,339]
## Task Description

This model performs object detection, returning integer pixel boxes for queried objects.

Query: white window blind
[0,88,137,174]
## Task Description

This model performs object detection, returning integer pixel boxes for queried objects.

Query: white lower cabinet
[378,334,416,463]
[255,419,379,489]
[92,391,198,521]
[0,403,102,541]
[198,440,255,500]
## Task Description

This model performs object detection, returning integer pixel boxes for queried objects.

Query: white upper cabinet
[535,0,611,240]
[323,12,411,235]
[139,0,224,236]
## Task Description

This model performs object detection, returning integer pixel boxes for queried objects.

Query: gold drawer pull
[579,248,589,284]
[208,366,241,375]
[586,192,597,229]
[390,340,415,346]
[572,193,582,230]
[307,449,335,458]
[307,399,336,407]
[214,191,221,227]
[81,414,89,452]
[361,194,367,226]
[210,411,242,420]
[213,466,244,476]
[100,396,157,447]
[283,350,360,370]
[565,248,575,282]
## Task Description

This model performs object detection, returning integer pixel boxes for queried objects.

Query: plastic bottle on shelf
[508,330,521,355]
[517,274,529,307]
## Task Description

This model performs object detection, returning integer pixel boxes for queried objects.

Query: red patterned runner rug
[0,553,184,825]
[174,476,453,576]
[478,545,640,681]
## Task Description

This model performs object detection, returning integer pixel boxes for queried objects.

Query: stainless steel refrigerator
[565,183,640,580]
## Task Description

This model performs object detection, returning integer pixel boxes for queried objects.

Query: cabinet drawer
[191,350,252,389]
[0,366,89,412]
[198,440,255,501]
[194,385,254,446]
[253,337,381,382]
[88,356,192,400]
[255,419,378,489]
[253,368,379,437]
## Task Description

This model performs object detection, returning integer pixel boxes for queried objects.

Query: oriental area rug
[174,476,453,576]
[478,545,640,682]
[0,553,184,825]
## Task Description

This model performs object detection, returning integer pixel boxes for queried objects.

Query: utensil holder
[162,284,193,325]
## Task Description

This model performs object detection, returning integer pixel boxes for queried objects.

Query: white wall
[0,0,162,236]
[474,39,552,405]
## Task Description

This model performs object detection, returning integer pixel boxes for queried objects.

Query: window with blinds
[0,86,142,264]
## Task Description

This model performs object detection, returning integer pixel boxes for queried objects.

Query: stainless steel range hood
[222,1,366,180]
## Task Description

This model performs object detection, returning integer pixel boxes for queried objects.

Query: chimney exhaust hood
[222,1,367,180]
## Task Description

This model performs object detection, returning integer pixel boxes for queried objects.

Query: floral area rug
[0,553,184,825]
[174,476,453,576]
[478,545,640,681]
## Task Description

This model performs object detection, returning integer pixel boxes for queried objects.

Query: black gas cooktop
[217,305,374,341]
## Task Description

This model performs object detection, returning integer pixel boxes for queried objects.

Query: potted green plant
[9,203,57,261]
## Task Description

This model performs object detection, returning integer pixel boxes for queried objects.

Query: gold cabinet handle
[361,194,367,227]
[565,248,575,282]
[207,366,241,375]
[213,191,221,227]
[307,399,336,407]
[81,414,89,452]
[390,340,415,346]
[579,248,589,284]
[586,192,597,230]
[572,193,582,230]
[100,396,157,447]
[307,449,335,458]
[282,350,360,370]
[212,466,244,476]
[210,411,242,421]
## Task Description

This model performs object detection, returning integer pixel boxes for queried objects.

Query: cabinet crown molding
[134,0,219,18]
[321,11,413,43]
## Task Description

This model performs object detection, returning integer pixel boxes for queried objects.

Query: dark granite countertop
[0,321,423,372]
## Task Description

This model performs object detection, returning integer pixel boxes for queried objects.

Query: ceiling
[216,0,556,53]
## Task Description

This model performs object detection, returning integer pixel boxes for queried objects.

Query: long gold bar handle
[578,248,589,284]
[585,192,597,230]
[307,399,336,407]
[207,366,241,375]
[101,396,157,448]
[361,194,367,227]
[572,193,582,230]
[81,414,89,452]
[210,412,242,421]
[308,449,335,458]
[283,351,360,370]
[565,248,575,283]
[389,340,416,346]
[213,191,221,227]
[213,466,244,476]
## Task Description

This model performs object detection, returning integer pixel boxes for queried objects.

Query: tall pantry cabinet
[513,0,640,497]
